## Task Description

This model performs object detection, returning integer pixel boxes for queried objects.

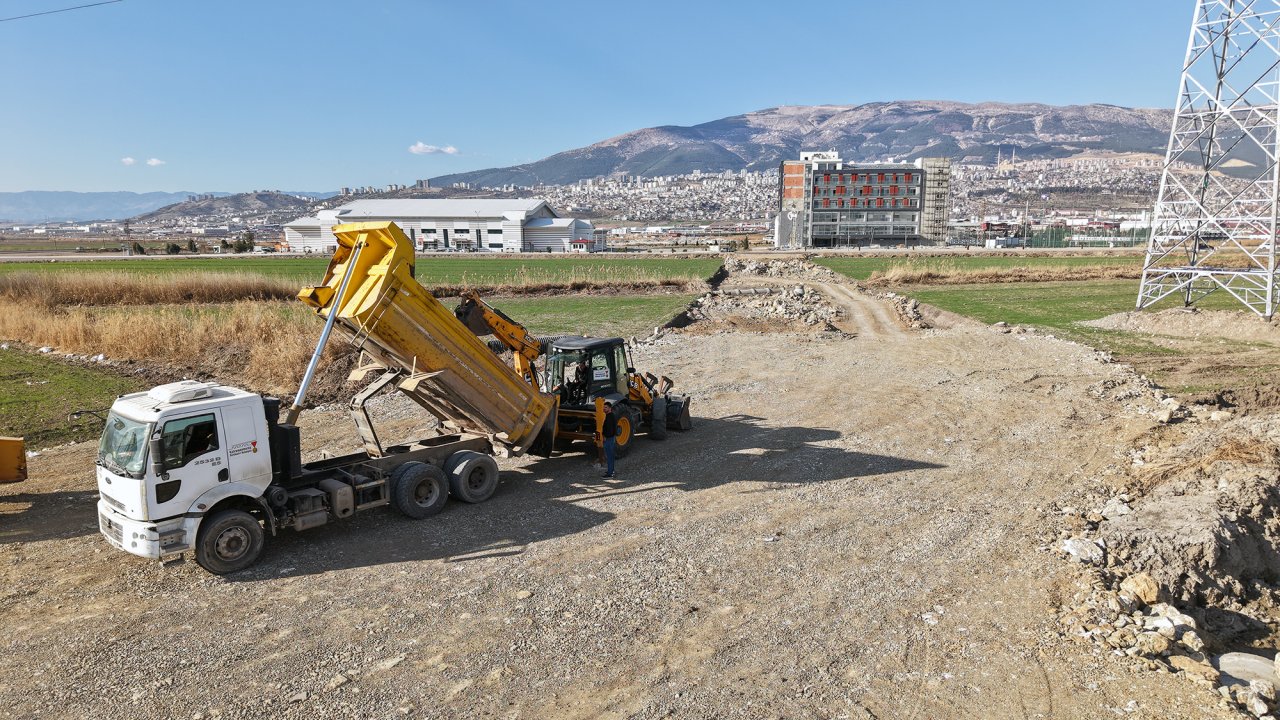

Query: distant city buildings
[284,199,599,254]
[775,152,952,249]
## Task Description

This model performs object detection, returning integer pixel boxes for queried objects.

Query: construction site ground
[3,261,1273,719]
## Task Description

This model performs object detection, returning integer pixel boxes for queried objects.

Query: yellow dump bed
[298,222,554,454]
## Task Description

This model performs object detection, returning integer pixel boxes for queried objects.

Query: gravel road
[0,279,1242,719]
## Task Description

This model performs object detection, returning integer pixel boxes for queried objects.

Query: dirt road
[0,292,1237,718]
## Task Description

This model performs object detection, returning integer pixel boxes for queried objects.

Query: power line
[0,0,122,23]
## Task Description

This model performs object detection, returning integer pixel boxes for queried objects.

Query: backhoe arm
[455,290,544,392]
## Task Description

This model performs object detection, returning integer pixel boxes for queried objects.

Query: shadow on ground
[0,489,101,545]
[231,413,942,581]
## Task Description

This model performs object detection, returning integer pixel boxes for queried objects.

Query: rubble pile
[879,291,928,330]
[1051,409,1280,716]
[697,286,843,329]
[723,258,841,282]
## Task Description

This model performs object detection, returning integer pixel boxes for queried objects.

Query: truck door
[151,410,227,520]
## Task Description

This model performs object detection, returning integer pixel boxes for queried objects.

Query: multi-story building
[775,152,951,248]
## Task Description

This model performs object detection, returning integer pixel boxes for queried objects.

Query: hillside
[431,100,1174,188]
[134,191,320,224]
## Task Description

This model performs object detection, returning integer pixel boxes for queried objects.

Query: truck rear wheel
[445,451,499,503]
[391,462,449,519]
[195,509,265,575]
[649,397,668,441]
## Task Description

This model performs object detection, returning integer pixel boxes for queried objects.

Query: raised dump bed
[298,222,555,455]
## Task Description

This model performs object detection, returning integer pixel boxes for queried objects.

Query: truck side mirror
[149,437,166,478]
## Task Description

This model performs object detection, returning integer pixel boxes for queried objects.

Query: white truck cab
[96,380,272,566]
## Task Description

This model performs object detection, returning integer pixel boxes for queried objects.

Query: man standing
[600,401,618,479]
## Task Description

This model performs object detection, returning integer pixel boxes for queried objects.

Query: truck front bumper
[97,500,196,560]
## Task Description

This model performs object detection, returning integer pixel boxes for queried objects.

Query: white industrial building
[284,199,599,254]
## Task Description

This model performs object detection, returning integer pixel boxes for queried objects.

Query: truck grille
[100,492,125,511]
[99,513,123,544]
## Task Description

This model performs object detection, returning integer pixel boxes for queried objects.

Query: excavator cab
[544,337,630,407]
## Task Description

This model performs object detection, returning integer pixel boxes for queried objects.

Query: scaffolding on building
[1138,0,1280,318]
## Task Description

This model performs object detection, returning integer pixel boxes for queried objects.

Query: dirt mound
[1084,308,1280,344]
[1051,410,1280,647]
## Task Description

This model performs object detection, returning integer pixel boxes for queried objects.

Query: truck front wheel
[392,462,449,519]
[195,509,265,575]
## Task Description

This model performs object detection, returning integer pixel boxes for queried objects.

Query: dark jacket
[602,410,618,439]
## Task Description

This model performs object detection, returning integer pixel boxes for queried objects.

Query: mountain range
[0,190,334,224]
[430,100,1174,188]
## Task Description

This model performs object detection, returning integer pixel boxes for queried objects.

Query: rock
[1253,679,1278,704]
[324,674,349,691]
[1210,410,1235,422]
[38,346,52,353]
[1154,407,1176,424]
[1180,629,1206,653]
[1247,694,1271,718]
[1102,497,1134,520]
[1106,627,1137,649]
[287,692,308,703]
[1216,652,1279,688]
[514,590,533,600]
[1119,573,1159,605]
[1135,632,1171,656]
[1168,654,1220,683]
[1060,537,1105,565]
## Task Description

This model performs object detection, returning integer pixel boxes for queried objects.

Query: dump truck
[93,221,689,573]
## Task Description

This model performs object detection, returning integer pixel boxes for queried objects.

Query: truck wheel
[391,462,449,519]
[195,509,265,575]
[650,397,668,441]
[446,451,499,503]
[615,406,640,457]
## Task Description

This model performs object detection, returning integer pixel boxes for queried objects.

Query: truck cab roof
[112,381,258,422]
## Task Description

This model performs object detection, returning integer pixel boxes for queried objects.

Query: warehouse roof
[334,199,553,220]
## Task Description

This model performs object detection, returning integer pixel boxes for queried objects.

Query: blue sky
[1,0,1191,193]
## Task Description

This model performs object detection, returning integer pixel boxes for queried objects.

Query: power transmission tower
[1138,0,1280,318]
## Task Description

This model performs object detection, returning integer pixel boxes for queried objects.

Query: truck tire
[446,451,500,503]
[615,406,640,457]
[195,509,265,575]
[649,397,668,441]
[391,462,449,519]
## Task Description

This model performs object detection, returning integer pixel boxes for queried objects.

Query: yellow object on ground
[298,222,555,454]
[0,437,26,483]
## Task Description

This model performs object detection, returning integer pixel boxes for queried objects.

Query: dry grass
[0,270,702,307]
[869,262,1142,286]
[0,272,298,307]
[1134,437,1280,493]
[0,301,340,395]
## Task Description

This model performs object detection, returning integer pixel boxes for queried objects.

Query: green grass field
[0,255,723,287]
[0,350,146,447]
[815,254,1143,281]
[488,294,697,338]
[907,279,1264,362]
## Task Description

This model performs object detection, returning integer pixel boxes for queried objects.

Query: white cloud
[120,157,136,166]
[146,158,166,166]
[409,142,459,155]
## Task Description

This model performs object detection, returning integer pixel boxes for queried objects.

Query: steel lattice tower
[1138,0,1280,318]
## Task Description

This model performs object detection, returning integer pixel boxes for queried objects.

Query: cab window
[160,414,219,470]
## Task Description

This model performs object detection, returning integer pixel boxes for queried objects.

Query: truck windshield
[98,413,151,479]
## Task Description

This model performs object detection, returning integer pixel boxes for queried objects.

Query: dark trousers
[603,437,616,476]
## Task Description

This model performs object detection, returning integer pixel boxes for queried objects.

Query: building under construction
[775,152,951,249]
